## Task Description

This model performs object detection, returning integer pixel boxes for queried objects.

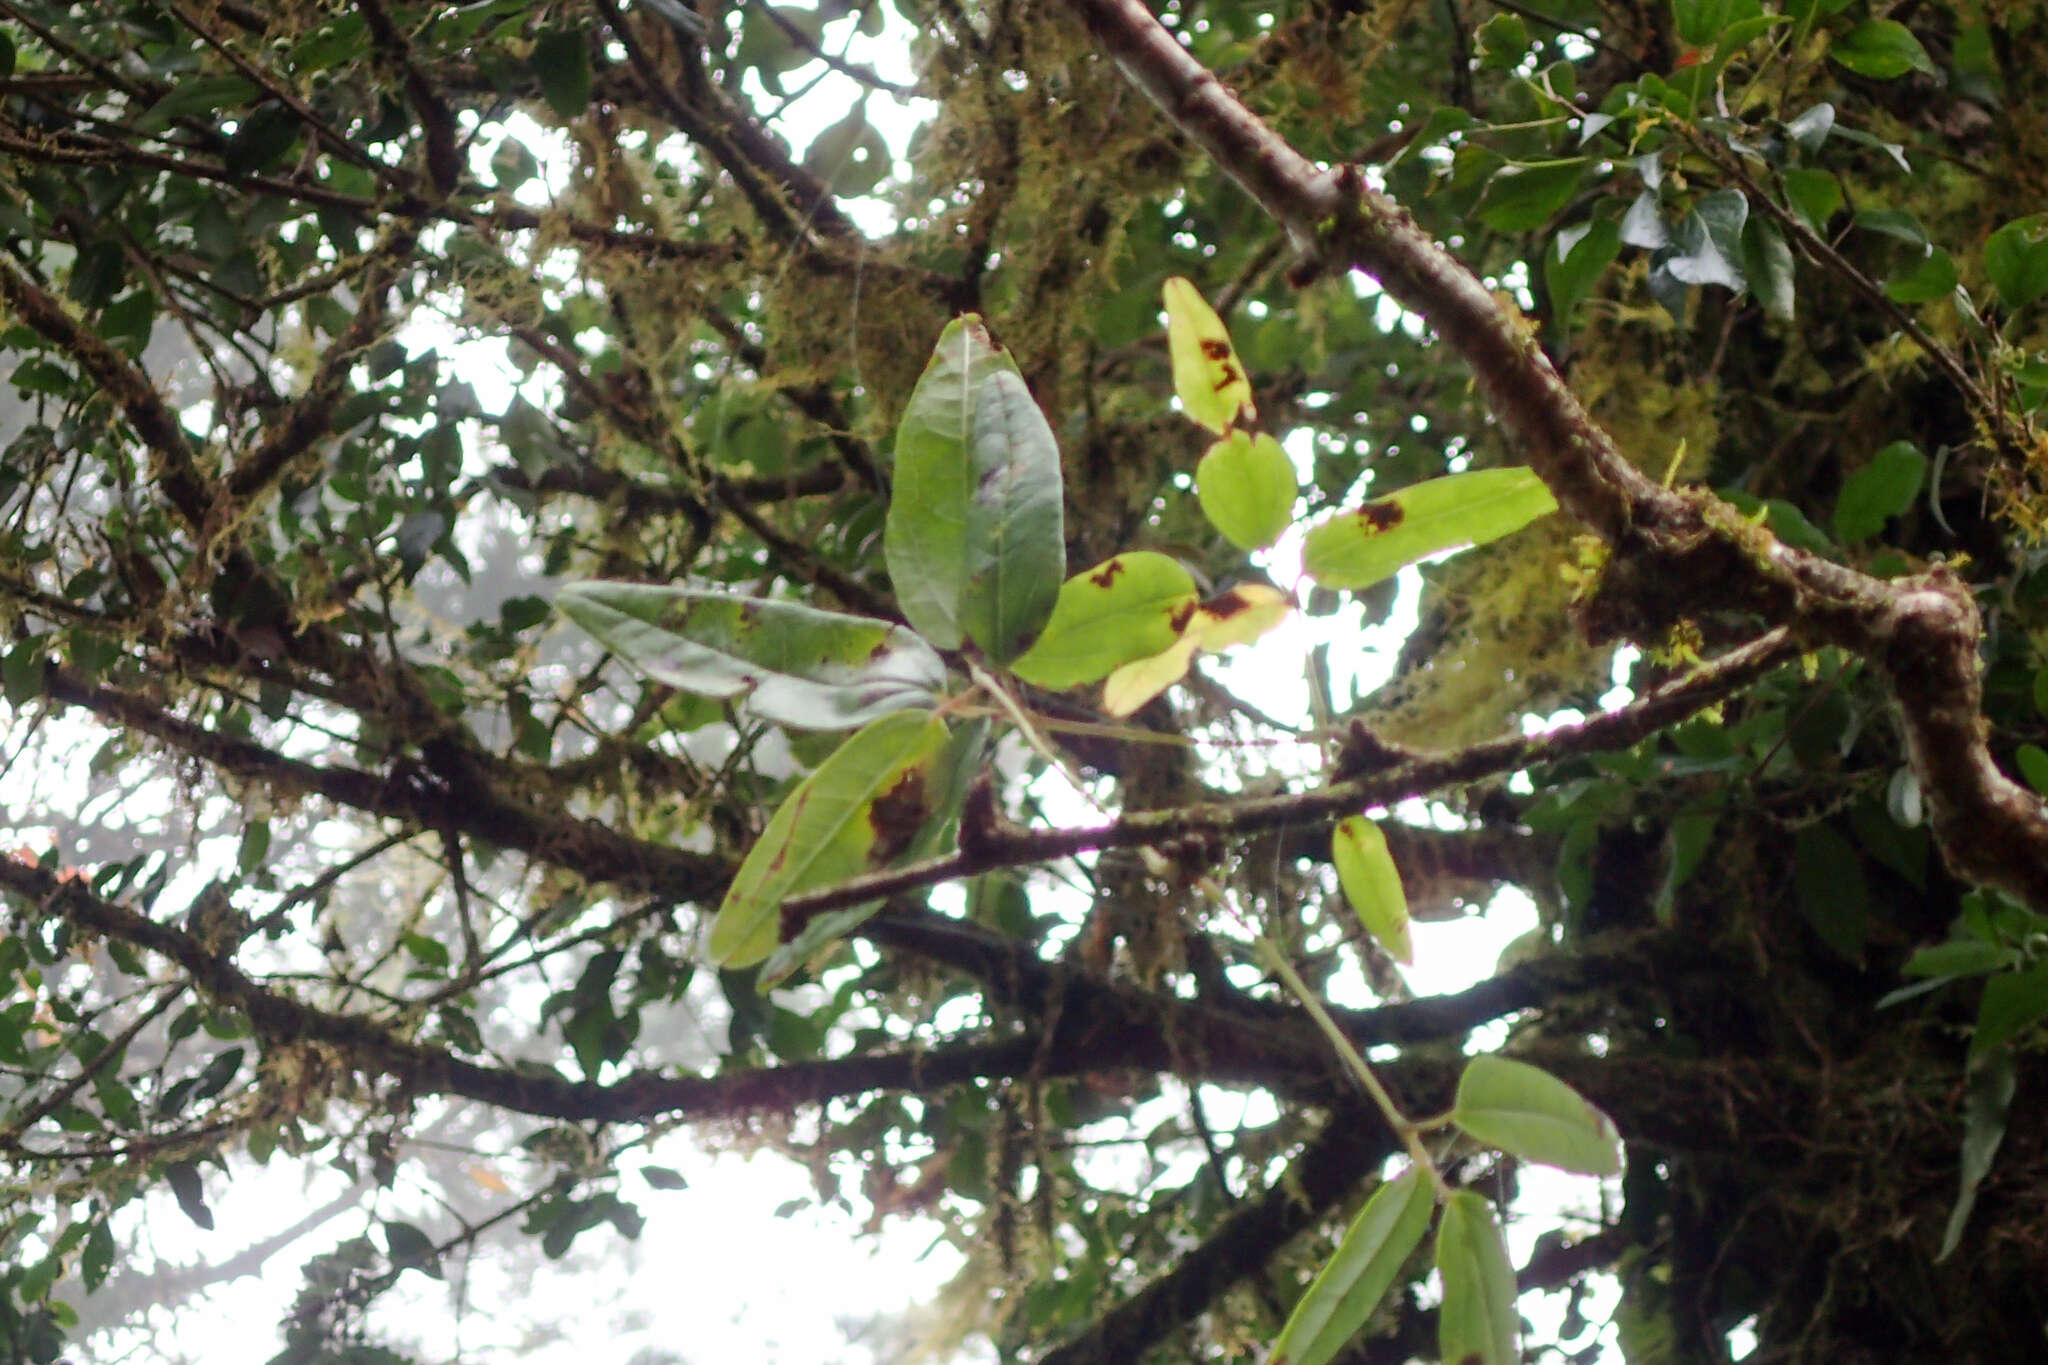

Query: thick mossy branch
[1060,0,2048,915]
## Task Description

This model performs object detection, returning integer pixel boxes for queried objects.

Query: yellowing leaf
[1451,1054,1623,1176]
[1332,816,1412,964]
[712,711,950,967]
[1196,430,1296,550]
[1164,276,1255,434]
[1301,467,1557,591]
[1098,584,1291,715]
[1183,583,1292,651]
[1102,635,1199,718]
[1010,552,1199,689]
[466,1165,511,1194]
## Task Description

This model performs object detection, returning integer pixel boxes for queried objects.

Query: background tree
[2,0,2047,1363]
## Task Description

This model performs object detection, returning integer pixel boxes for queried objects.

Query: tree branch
[785,629,1795,923]
[1059,0,2048,915]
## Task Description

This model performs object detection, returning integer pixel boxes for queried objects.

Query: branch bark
[1059,0,2048,914]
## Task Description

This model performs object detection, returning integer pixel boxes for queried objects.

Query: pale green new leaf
[712,711,951,967]
[553,582,947,730]
[885,316,1065,661]
[1332,816,1412,964]
[1196,430,1297,550]
[1301,468,1557,591]
[1436,1192,1519,1365]
[1163,276,1255,434]
[1271,1166,1432,1365]
[1452,1054,1623,1176]
[1010,552,1199,689]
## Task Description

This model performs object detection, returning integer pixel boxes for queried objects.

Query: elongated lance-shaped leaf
[755,718,987,988]
[1197,429,1297,550]
[1436,1191,1520,1365]
[553,582,947,731]
[1332,816,1413,964]
[1270,1166,1433,1365]
[1010,552,1199,689]
[712,710,951,968]
[1301,467,1557,591]
[1939,1047,2017,1261]
[1452,1054,1622,1176]
[884,316,1065,661]
[1163,276,1255,434]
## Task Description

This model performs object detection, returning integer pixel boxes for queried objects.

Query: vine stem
[1256,940,1451,1201]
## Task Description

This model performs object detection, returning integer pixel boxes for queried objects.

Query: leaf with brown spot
[1301,467,1556,591]
[711,710,950,968]
[1164,276,1256,434]
[1010,552,1200,689]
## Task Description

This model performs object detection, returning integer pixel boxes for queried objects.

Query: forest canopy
[3,0,2048,1362]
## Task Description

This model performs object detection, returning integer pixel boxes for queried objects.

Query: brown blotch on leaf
[1355,500,1403,533]
[1168,601,1198,632]
[867,769,930,865]
[1198,338,1231,360]
[1089,558,1128,588]
[1202,587,1253,617]
[1213,363,1242,392]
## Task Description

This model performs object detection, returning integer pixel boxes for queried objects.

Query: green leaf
[1476,159,1590,234]
[1010,552,1199,689]
[1741,217,1796,320]
[136,76,258,132]
[1163,277,1255,434]
[1885,248,1958,304]
[1833,441,1926,543]
[1829,20,1937,79]
[1971,961,2048,1063]
[532,27,593,120]
[1196,430,1297,551]
[804,108,892,197]
[1301,468,1557,591]
[758,718,984,988]
[384,1220,444,1279]
[1985,216,2048,311]
[1332,816,1412,964]
[1782,168,1842,233]
[712,711,952,967]
[1437,1192,1519,1365]
[2016,743,2048,795]
[1672,0,1750,49]
[1271,1167,1433,1365]
[554,582,947,730]
[1452,1054,1622,1175]
[1785,102,1835,152]
[884,316,1066,661]
[1902,939,2016,979]
[1793,824,1868,961]
[165,1160,214,1229]
[1475,13,1531,68]
[1939,1049,2016,1261]
[1545,217,1623,334]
